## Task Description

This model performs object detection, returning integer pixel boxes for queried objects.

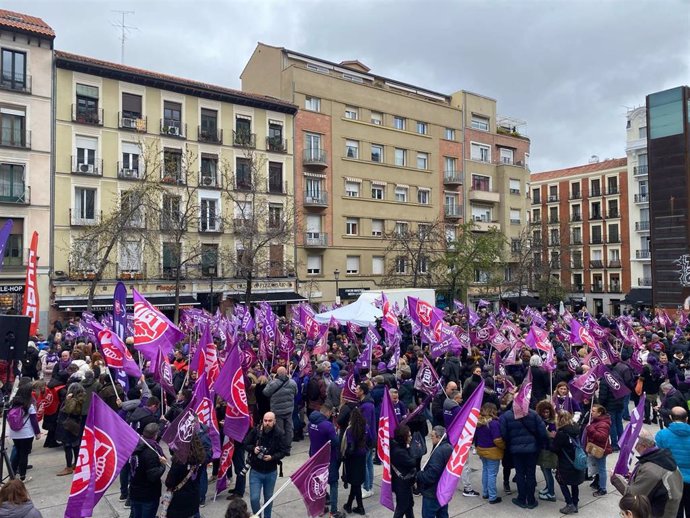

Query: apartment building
[52,51,299,318]
[625,106,652,307]
[0,11,54,331]
[531,158,630,315]
[645,86,690,308]
[241,44,531,303]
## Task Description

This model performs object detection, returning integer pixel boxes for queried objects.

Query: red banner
[22,231,39,335]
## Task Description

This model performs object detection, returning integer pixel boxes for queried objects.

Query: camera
[238,445,269,477]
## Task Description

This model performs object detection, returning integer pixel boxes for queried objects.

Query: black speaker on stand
[0,315,30,483]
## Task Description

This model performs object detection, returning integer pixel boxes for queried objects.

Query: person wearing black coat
[657,382,687,428]
[391,424,417,518]
[551,412,585,514]
[416,426,452,518]
[129,424,166,518]
[529,358,551,409]
[164,434,206,518]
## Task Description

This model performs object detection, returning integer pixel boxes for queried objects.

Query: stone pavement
[21,428,633,518]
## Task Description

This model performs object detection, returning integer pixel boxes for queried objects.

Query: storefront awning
[232,291,307,304]
[622,288,653,306]
[55,295,201,311]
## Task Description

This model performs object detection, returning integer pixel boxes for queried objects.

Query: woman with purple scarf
[552,382,581,418]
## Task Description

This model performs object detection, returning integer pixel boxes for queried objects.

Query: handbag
[585,438,609,459]
[409,431,427,459]
[63,417,81,436]
[537,449,558,469]
[634,377,643,396]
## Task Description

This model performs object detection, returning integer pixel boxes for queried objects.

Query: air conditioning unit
[122,117,137,128]
[79,163,94,173]
[123,168,136,178]
[167,126,180,136]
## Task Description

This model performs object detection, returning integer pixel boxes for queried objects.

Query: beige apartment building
[52,51,299,318]
[242,44,531,304]
[0,11,54,332]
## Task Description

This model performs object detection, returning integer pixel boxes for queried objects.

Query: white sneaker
[362,489,374,499]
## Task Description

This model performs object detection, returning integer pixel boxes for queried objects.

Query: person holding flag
[415,425,452,518]
[390,424,418,518]
[128,423,167,518]
[307,401,339,517]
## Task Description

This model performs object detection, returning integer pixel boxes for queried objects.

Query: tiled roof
[0,10,55,38]
[531,157,627,181]
[55,51,297,112]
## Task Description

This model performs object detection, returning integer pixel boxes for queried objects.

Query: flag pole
[250,478,293,518]
[420,433,446,470]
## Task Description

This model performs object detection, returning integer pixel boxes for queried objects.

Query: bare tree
[220,147,295,305]
[501,223,537,307]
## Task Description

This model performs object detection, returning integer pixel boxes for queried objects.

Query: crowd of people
[3,304,690,518]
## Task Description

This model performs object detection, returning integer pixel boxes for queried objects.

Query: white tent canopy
[314,293,382,326]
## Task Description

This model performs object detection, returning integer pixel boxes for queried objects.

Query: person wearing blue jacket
[655,406,690,518]
[308,402,340,516]
[356,382,376,498]
[499,402,548,509]
[416,426,453,518]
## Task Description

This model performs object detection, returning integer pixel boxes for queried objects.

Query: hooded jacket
[656,422,690,483]
[128,439,165,501]
[263,374,297,417]
[0,502,42,518]
[585,414,613,455]
[441,357,461,384]
[307,410,339,482]
[358,395,376,446]
[498,408,547,455]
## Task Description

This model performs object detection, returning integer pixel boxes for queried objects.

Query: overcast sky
[8,0,690,171]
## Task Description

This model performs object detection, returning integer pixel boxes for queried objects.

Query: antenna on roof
[111,10,137,64]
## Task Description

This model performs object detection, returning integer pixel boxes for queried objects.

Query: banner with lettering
[22,231,39,336]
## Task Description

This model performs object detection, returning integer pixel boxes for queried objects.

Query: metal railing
[444,205,463,218]
[159,215,187,232]
[571,214,582,221]
[72,156,103,176]
[160,119,186,138]
[303,191,328,206]
[266,136,287,152]
[198,126,223,144]
[0,186,30,204]
[638,277,652,286]
[607,187,619,195]
[199,171,221,188]
[636,221,650,231]
[72,105,103,126]
[443,170,464,184]
[303,148,328,166]
[304,232,328,247]
[547,195,559,202]
[199,218,223,233]
[116,263,147,280]
[161,171,186,185]
[636,250,651,259]
[70,208,101,226]
[119,113,147,132]
[117,162,142,180]
[268,181,288,194]
[633,165,648,176]
[570,192,581,199]
[634,193,649,203]
[233,130,256,148]
[608,260,622,268]
[590,260,604,268]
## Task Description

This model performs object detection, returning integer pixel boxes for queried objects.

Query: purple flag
[378,388,398,510]
[98,329,142,379]
[133,289,184,361]
[513,367,532,418]
[436,380,484,506]
[0,219,12,271]
[381,293,399,337]
[477,299,490,308]
[290,441,331,518]
[113,281,127,340]
[215,345,250,442]
[215,439,234,495]
[386,332,401,372]
[151,347,176,397]
[355,326,379,370]
[161,398,199,463]
[407,296,444,331]
[65,395,140,518]
[467,305,480,326]
[570,319,597,349]
[613,395,645,477]
[453,299,465,312]
[341,372,359,402]
[601,366,631,398]
[525,324,552,352]
[414,356,441,396]
[569,364,604,402]
[190,373,221,458]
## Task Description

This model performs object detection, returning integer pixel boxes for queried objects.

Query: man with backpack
[128,423,167,518]
[263,366,297,450]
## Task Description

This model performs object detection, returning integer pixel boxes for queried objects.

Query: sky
[7,0,689,171]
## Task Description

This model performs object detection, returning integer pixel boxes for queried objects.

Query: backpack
[307,376,322,402]
[8,406,28,431]
[564,436,587,471]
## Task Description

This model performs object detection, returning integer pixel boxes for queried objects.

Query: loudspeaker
[0,315,30,362]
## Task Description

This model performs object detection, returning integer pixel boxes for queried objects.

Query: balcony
[198,126,223,144]
[72,156,103,176]
[590,189,602,197]
[0,129,30,149]
[267,181,288,195]
[119,113,147,132]
[590,260,604,269]
[0,74,31,94]
[199,218,223,233]
[509,189,521,195]
[72,105,103,126]
[638,277,652,286]
[532,238,542,247]
[634,165,648,176]
[444,205,463,219]
[199,171,221,189]
[160,215,187,232]
[636,220,650,231]
[473,220,501,232]
[70,209,101,226]
[636,250,651,259]
[303,149,328,167]
[590,237,603,244]
[160,264,189,280]
[161,171,186,185]
[609,284,622,293]
[235,178,252,191]
[0,186,30,205]
[116,263,147,281]
[608,260,622,268]
[571,261,584,269]
[117,162,142,180]
[304,232,328,247]
[266,136,288,153]
[550,261,561,270]
[233,130,256,148]
[570,236,583,245]
[591,284,605,293]
[608,235,620,244]
[634,193,649,203]
[570,192,581,200]
[548,216,559,224]
[591,213,603,220]
[571,214,582,221]
[548,239,560,247]
[160,119,186,138]
[233,218,257,233]
[607,187,619,195]
[571,284,584,293]
[303,191,328,207]
[468,188,500,203]
[531,196,541,205]
[547,195,559,203]
[607,210,620,218]
[443,170,464,185]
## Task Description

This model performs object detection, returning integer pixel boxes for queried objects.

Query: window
[199,108,219,142]
[571,182,581,198]
[509,209,521,224]
[470,143,490,162]
[532,208,541,223]
[371,112,383,125]
[471,205,491,222]
[0,218,21,265]
[306,214,322,244]
[591,225,602,243]
[1,49,26,91]
[234,200,253,219]
[609,249,620,263]
[162,242,181,274]
[371,144,383,163]
[121,191,143,228]
[393,116,406,130]
[416,121,428,134]
[372,256,384,275]
[120,241,142,272]
[394,148,406,167]
[305,96,321,112]
[607,199,619,217]
[550,229,559,245]
[307,255,322,275]
[591,201,602,219]
[511,239,521,253]
[201,244,219,277]
[416,152,429,170]
[0,107,25,147]
[475,270,490,283]
[500,148,514,165]
[471,115,489,131]
[346,256,360,274]
[445,226,457,243]
[268,204,283,229]
[549,207,558,223]
[607,176,618,194]
[198,155,218,187]
[200,198,219,231]
[162,194,181,229]
[590,179,601,196]
[532,187,541,203]
[74,187,96,221]
[371,184,384,200]
[0,164,25,203]
[163,149,182,183]
[345,140,359,159]
[346,217,359,235]
[76,84,100,124]
[345,181,360,197]
[572,227,582,244]
[235,116,253,146]
[639,126,646,139]
[395,257,407,274]
[75,136,97,173]
[371,219,384,237]
[305,133,322,158]
[268,162,283,193]
[395,222,409,236]
[572,205,581,220]
[395,186,408,202]
[305,178,324,201]
[163,100,181,129]
[445,193,459,213]
[121,142,140,177]
[608,224,620,243]
[418,256,429,274]
[235,157,251,189]
[122,93,142,120]
[445,128,455,140]
[268,121,284,151]
[509,178,520,195]
[471,174,491,191]
[345,106,358,120]
[417,188,430,205]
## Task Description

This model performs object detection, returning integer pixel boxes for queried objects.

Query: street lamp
[334,269,340,305]
[208,266,216,314]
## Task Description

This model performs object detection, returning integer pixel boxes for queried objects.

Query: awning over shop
[55,295,201,311]
[622,288,653,306]
[232,291,307,304]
